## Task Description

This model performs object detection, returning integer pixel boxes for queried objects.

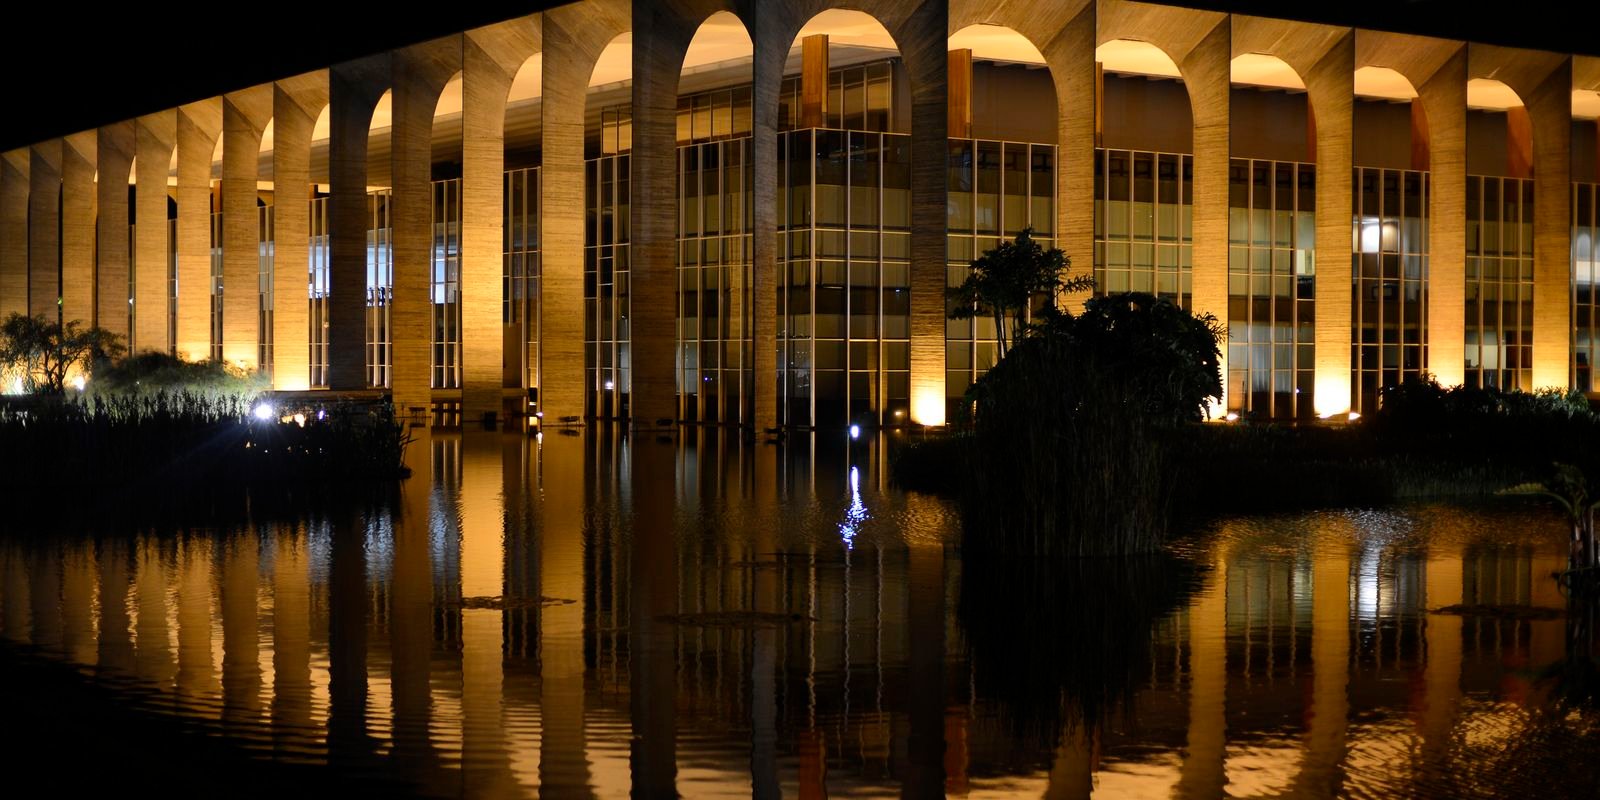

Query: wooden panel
[1410,100,1430,171]
[1094,61,1104,147]
[948,48,972,139]
[1506,105,1532,179]
[800,34,828,130]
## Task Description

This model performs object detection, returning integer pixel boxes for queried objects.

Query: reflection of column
[1045,725,1093,800]
[460,430,515,794]
[270,73,327,390]
[60,543,98,666]
[1527,551,1566,672]
[97,538,136,674]
[175,100,222,362]
[1290,541,1351,798]
[133,540,173,684]
[28,140,61,318]
[904,543,947,796]
[1,543,30,643]
[1176,552,1227,800]
[175,537,218,701]
[328,506,371,766]
[1419,551,1461,765]
[221,531,263,727]
[97,121,137,340]
[540,431,592,791]
[29,544,64,653]
[221,86,273,369]
[272,524,314,756]
[390,428,437,777]
[630,437,678,794]
[750,446,779,799]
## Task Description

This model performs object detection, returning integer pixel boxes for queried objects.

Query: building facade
[2,0,1599,428]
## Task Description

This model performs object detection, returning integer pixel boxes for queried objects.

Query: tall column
[175,101,222,362]
[28,140,61,319]
[1052,1,1096,318]
[463,21,539,423]
[222,86,273,370]
[1527,59,1572,389]
[1308,33,1356,415]
[96,122,136,341]
[0,150,28,319]
[328,55,390,391]
[391,39,461,417]
[630,0,692,429]
[61,132,96,327]
[271,73,328,390]
[541,1,628,424]
[1183,20,1233,414]
[134,112,176,354]
[904,1,951,426]
[750,4,786,432]
[1421,48,1467,387]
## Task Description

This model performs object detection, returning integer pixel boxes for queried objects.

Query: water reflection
[0,429,1595,797]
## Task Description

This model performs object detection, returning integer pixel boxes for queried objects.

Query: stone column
[0,150,28,319]
[175,100,222,362]
[1307,33,1356,415]
[61,132,97,327]
[135,111,176,354]
[541,1,628,425]
[463,20,540,423]
[750,3,783,432]
[222,86,273,370]
[391,38,462,418]
[901,1,951,427]
[96,122,136,341]
[28,140,61,319]
[1421,49,1467,387]
[1528,60,1573,389]
[1183,21,1233,414]
[328,55,390,391]
[272,73,328,391]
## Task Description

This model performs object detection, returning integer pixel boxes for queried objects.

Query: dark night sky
[1,0,1596,152]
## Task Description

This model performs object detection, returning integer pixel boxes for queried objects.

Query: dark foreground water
[1,428,1597,798]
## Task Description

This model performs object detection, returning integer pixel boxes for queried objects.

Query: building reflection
[0,438,1588,797]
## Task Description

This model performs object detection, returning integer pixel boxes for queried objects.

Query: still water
[1,428,1595,798]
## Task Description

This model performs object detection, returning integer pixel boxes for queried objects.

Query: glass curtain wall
[1464,175,1533,390]
[1093,149,1194,304]
[365,190,393,389]
[777,61,895,132]
[678,137,753,424]
[778,128,911,428]
[309,196,331,388]
[210,208,223,361]
[1352,167,1429,413]
[505,167,541,397]
[1228,158,1316,419]
[168,218,178,356]
[432,178,463,390]
[585,153,631,418]
[259,204,274,374]
[1573,182,1599,392]
[946,139,1057,414]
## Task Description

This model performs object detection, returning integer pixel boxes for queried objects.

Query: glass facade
[777,61,896,133]
[778,128,912,428]
[210,209,223,361]
[947,139,1058,411]
[1464,175,1533,390]
[1351,167,1428,413]
[1093,148,1193,305]
[678,137,753,424]
[431,178,463,390]
[505,167,541,394]
[1228,159,1316,419]
[585,153,631,418]
[309,196,331,388]
[364,190,392,389]
[1573,182,1599,393]
[259,204,274,373]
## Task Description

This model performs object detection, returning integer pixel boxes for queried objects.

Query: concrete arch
[222,84,273,369]
[1233,14,1356,416]
[0,149,25,320]
[949,2,1094,321]
[61,131,97,328]
[96,120,137,339]
[1470,43,1571,389]
[271,70,329,391]
[133,110,176,354]
[1097,0,1232,417]
[1355,30,1466,386]
[460,17,540,421]
[541,0,628,426]
[174,98,222,362]
[28,139,61,319]
[326,53,391,392]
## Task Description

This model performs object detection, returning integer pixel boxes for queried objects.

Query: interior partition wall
[1573,182,1599,392]
[1351,166,1429,413]
[946,138,1058,416]
[1464,175,1534,390]
[1228,158,1317,420]
[778,128,912,429]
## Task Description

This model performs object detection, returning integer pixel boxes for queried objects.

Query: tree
[947,227,1093,359]
[0,313,125,395]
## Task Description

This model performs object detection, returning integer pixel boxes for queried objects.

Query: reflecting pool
[1,428,1596,798]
